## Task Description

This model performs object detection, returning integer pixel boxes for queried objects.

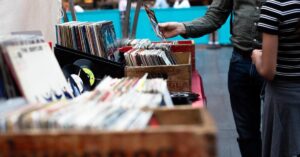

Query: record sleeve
[99,21,119,62]
[3,41,71,103]
[144,4,166,41]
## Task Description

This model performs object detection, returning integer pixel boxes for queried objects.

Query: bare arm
[252,33,278,80]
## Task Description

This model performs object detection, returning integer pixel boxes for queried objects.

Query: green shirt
[183,0,266,52]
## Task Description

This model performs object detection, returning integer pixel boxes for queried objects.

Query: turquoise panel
[67,6,231,44]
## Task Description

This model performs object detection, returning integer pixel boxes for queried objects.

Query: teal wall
[67,6,231,44]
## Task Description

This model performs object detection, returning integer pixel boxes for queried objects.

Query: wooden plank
[125,52,192,92]
[0,139,8,157]
[0,107,216,157]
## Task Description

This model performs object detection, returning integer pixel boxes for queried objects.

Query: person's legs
[268,81,300,157]
[228,50,263,157]
[261,83,275,157]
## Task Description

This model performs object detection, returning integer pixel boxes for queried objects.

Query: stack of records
[0,75,173,132]
[56,21,119,62]
[0,97,27,132]
[0,35,72,103]
[124,49,176,66]
[120,39,173,52]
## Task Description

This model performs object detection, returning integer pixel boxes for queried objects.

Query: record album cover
[144,4,166,41]
[3,41,70,103]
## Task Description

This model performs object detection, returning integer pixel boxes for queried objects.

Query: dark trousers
[228,50,264,157]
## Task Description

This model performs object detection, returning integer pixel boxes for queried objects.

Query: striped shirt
[258,0,300,80]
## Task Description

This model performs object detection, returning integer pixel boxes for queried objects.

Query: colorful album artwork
[144,4,166,41]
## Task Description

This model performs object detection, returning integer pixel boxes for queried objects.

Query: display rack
[60,0,206,106]
[54,45,125,80]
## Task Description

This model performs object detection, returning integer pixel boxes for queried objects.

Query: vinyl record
[73,59,100,88]
[62,64,91,93]
[170,92,199,105]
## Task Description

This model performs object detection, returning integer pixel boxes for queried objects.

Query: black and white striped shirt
[258,0,300,80]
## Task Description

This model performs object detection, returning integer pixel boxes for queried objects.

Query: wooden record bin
[125,52,192,92]
[153,40,196,71]
[0,106,216,157]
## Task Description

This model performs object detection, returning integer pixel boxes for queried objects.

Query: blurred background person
[63,0,84,12]
[208,31,220,48]
[206,0,220,48]
[173,0,190,8]
[119,0,127,12]
[74,4,84,12]
[154,0,170,9]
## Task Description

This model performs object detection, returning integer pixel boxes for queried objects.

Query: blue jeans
[228,50,264,157]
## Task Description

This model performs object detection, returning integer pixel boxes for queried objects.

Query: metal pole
[130,0,143,39]
[124,0,132,38]
[69,0,77,21]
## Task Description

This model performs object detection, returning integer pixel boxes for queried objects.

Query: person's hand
[251,49,262,65]
[158,22,186,38]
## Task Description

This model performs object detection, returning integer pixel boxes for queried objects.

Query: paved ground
[195,46,241,157]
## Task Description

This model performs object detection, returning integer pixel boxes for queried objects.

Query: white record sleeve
[4,42,70,103]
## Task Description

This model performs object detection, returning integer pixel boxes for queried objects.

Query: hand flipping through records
[158,22,186,38]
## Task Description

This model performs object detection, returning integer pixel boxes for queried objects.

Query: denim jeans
[228,50,264,157]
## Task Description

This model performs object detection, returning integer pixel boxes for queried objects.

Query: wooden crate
[0,106,216,157]
[171,41,195,71]
[125,52,192,92]
[153,40,196,71]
